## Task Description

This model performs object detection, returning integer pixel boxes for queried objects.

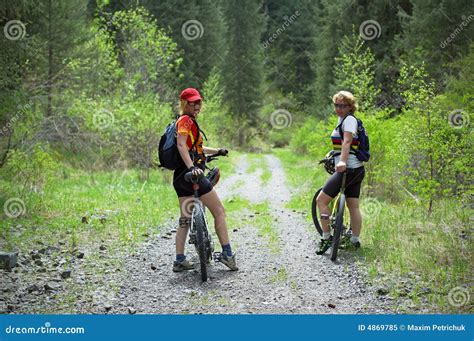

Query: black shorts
[173,166,213,198]
[322,167,365,199]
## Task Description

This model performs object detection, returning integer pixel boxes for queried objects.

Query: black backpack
[337,114,370,162]
[158,115,204,170]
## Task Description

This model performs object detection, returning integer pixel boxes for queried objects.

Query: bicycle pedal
[212,252,222,262]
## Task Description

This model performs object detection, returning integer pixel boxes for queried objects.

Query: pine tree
[397,0,474,87]
[262,0,317,109]
[28,0,90,117]
[140,0,226,89]
[222,0,265,146]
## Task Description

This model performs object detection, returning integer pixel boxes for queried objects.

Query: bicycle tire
[330,193,346,261]
[193,204,208,281]
[311,188,323,236]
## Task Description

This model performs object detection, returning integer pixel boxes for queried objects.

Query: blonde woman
[172,88,238,272]
[316,91,366,255]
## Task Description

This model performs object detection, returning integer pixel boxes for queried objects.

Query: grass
[245,153,260,174]
[275,147,473,313]
[222,195,281,254]
[273,148,326,212]
[0,169,176,253]
[0,152,239,313]
[260,166,272,185]
[243,152,272,184]
[270,267,288,283]
[189,289,231,309]
[0,151,239,253]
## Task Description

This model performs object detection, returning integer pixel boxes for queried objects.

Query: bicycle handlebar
[206,154,219,163]
[184,153,227,183]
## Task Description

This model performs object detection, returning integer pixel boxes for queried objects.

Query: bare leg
[346,197,362,237]
[200,189,229,246]
[176,196,193,255]
[316,191,333,234]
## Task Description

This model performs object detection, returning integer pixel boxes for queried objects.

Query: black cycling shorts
[173,166,213,198]
[322,167,365,199]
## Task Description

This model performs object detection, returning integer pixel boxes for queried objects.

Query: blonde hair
[178,99,187,116]
[332,91,357,113]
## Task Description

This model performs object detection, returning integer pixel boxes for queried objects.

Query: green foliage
[2,144,60,195]
[110,7,182,100]
[66,21,122,99]
[199,67,231,147]
[396,63,471,210]
[333,34,380,111]
[290,116,334,156]
[357,111,408,199]
[67,94,173,170]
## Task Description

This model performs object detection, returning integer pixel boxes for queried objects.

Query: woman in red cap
[172,87,238,272]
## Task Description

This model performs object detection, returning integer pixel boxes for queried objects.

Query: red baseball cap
[180,88,202,102]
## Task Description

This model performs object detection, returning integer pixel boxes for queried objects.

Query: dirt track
[1,154,396,314]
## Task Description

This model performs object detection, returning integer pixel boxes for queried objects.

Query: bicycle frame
[185,154,222,281]
[187,178,214,282]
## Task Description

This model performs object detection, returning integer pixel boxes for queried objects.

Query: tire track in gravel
[112,154,396,314]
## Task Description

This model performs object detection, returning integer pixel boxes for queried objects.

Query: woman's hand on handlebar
[189,166,204,177]
[217,148,228,156]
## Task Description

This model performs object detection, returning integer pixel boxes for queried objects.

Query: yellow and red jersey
[176,115,203,155]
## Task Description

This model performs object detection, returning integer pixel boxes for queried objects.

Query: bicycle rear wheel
[311,188,323,236]
[192,204,208,281]
[330,193,346,261]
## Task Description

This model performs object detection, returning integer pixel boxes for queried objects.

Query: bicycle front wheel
[311,188,323,236]
[330,193,346,261]
[193,204,208,281]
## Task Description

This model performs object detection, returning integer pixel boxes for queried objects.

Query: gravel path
[111,154,395,314]
[1,154,397,314]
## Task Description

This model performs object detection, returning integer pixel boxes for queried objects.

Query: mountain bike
[311,154,352,261]
[184,154,221,282]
